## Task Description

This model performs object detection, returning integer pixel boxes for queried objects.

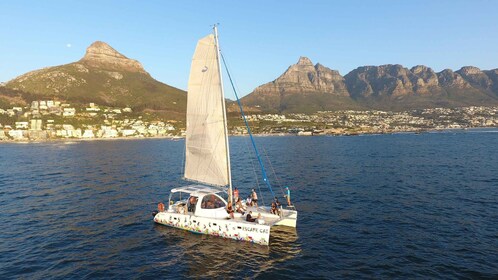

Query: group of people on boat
[225,186,293,222]
[156,186,292,224]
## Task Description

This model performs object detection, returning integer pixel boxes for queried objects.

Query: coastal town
[1,100,497,141]
[0,100,179,141]
[240,106,498,135]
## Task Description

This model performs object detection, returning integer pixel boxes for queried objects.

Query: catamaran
[153,26,297,245]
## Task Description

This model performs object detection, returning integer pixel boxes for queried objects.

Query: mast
[214,24,233,205]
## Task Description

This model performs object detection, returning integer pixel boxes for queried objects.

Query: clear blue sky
[1,0,497,99]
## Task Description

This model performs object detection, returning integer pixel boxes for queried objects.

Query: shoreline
[1,127,497,144]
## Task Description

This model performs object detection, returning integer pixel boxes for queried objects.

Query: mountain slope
[5,41,186,118]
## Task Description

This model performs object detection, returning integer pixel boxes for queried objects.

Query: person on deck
[235,197,246,214]
[246,211,261,222]
[284,186,292,206]
[246,195,252,207]
[234,187,239,202]
[251,189,258,207]
[226,201,234,219]
[188,196,197,213]
[270,202,278,215]
[274,197,281,207]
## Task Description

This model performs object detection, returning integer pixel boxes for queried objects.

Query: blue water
[1,130,497,279]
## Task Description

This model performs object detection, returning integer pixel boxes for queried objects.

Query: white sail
[184,34,229,187]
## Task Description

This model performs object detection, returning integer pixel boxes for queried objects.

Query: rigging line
[262,146,286,198]
[219,51,276,199]
[244,133,265,207]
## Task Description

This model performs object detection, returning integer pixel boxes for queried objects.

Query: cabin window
[201,194,225,209]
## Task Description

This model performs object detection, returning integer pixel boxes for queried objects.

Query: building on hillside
[31,101,39,109]
[30,119,43,130]
[15,121,29,129]
[63,108,76,117]
[39,101,48,110]
[86,103,101,112]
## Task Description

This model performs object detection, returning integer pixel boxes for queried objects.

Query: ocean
[1,129,497,279]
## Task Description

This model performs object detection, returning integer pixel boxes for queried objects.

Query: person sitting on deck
[274,197,282,207]
[246,211,261,222]
[245,195,252,207]
[235,197,246,214]
[226,201,235,219]
[270,202,279,215]
[234,187,239,202]
[188,196,197,213]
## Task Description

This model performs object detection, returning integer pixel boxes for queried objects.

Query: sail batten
[184,34,229,187]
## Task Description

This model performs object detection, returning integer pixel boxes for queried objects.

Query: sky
[1,0,498,99]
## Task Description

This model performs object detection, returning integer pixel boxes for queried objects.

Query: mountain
[243,57,498,112]
[242,57,360,113]
[4,41,186,118]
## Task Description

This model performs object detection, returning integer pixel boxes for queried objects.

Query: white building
[9,130,25,140]
[82,129,95,138]
[31,101,39,109]
[121,129,136,137]
[30,119,43,130]
[15,121,29,129]
[63,108,76,117]
[102,128,119,138]
[39,101,48,110]
[86,103,100,112]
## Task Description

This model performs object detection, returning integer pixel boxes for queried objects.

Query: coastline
[2,127,497,144]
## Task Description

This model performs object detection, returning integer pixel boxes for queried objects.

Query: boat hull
[154,211,271,245]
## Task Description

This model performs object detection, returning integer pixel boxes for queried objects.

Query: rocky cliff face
[345,64,419,97]
[242,57,357,112]
[243,58,498,112]
[79,41,147,73]
[252,56,348,96]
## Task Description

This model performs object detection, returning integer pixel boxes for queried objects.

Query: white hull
[154,207,297,245]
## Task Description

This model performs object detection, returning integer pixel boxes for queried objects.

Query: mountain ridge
[242,57,498,113]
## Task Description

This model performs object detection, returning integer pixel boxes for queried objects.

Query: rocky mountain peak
[83,41,127,59]
[79,41,146,73]
[456,66,492,89]
[297,56,313,66]
[457,66,482,75]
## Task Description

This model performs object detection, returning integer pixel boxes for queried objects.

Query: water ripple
[1,132,498,278]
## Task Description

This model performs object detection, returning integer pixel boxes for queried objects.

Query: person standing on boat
[285,186,292,206]
[251,189,258,207]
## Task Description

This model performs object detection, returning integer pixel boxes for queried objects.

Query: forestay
[184,34,229,187]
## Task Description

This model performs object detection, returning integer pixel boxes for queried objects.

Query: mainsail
[184,34,230,187]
